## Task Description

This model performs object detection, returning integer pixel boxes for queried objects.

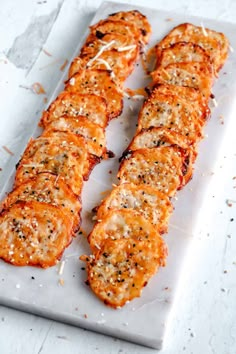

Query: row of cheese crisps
[0,10,152,268]
[81,22,230,308]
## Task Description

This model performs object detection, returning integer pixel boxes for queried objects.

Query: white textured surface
[0,0,236,353]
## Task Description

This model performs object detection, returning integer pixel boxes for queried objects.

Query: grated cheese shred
[201,22,208,37]
[86,40,116,67]
[117,45,137,52]
[95,58,115,78]
[58,260,65,275]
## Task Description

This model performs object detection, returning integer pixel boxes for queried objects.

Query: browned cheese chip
[69,51,134,85]
[137,92,204,145]
[0,200,74,268]
[156,22,229,72]
[90,19,140,45]
[38,129,98,177]
[88,208,167,254]
[151,62,214,99]
[40,92,108,128]
[108,10,152,44]
[117,146,189,197]
[82,32,136,53]
[96,183,173,233]
[14,132,93,195]
[127,126,197,164]
[129,126,191,150]
[44,116,107,158]
[82,210,167,308]
[83,237,166,308]
[152,84,210,121]
[1,173,81,232]
[156,41,211,68]
[65,69,123,119]
[81,32,139,65]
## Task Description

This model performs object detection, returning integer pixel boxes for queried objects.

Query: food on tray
[82,210,167,308]
[0,200,74,268]
[65,69,123,119]
[0,172,81,232]
[151,62,214,99]
[69,50,134,83]
[83,235,166,308]
[80,32,139,68]
[96,183,173,233]
[108,9,152,44]
[0,10,230,308]
[125,126,197,168]
[40,92,109,128]
[127,126,192,151]
[156,42,211,67]
[137,89,204,145]
[81,21,229,308]
[155,23,229,72]
[89,19,140,44]
[117,146,191,195]
[45,116,107,158]
[14,132,94,195]
[0,10,151,268]
[152,84,210,121]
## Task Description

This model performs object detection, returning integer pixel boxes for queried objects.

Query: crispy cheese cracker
[90,19,140,44]
[137,92,204,145]
[44,116,107,158]
[0,200,74,268]
[81,32,139,65]
[40,92,108,128]
[1,173,81,232]
[65,69,123,119]
[152,84,210,121]
[117,146,188,197]
[156,41,211,68]
[96,183,172,233]
[156,22,229,72]
[15,133,92,195]
[69,51,133,84]
[127,127,197,165]
[82,209,167,308]
[108,9,152,44]
[151,62,214,99]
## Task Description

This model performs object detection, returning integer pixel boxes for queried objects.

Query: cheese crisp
[0,173,81,231]
[90,19,140,44]
[117,146,188,196]
[81,32,139,66]
[44,117,107,158]
[82,209,167,308]
[155,23,229,72]
[40,92,109,128]
[69,51,134,84]
[137,92,204,145]
[15,132,93,195]
[108,9,152,44]
[151,62,214,99]
[156,42,211,68]
[128,126,192,151]
[65,69,123,119]
[96,183,172,233]
[0,200,74,268]
[84,237,165,308]
[152,84,210,121]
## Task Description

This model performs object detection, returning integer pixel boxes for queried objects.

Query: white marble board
[0,1,236,349]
